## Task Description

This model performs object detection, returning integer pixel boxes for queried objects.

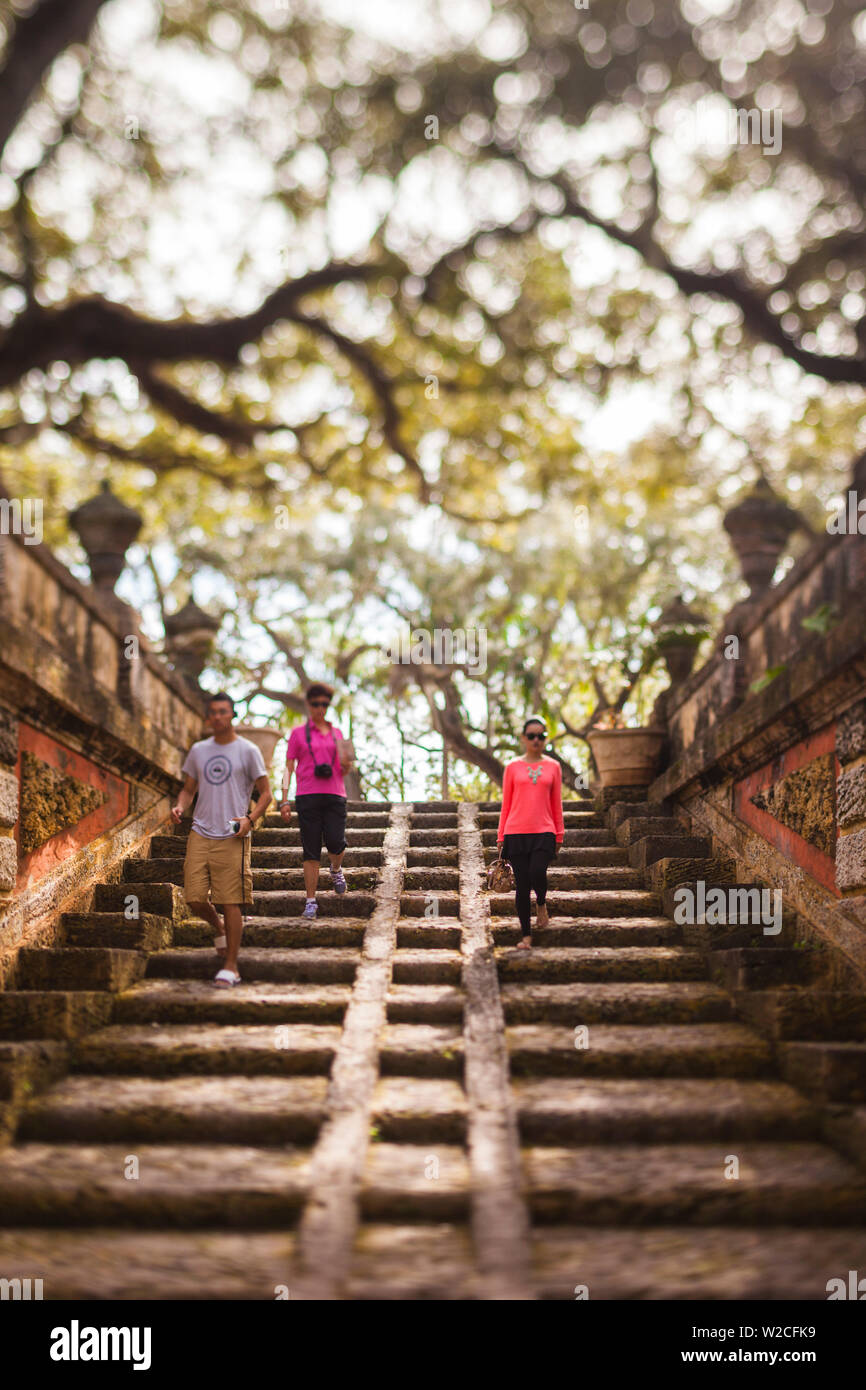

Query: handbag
[487,844,514,892]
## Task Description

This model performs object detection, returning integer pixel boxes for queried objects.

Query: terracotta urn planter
[586,727,666,787]
[235,724,283,771]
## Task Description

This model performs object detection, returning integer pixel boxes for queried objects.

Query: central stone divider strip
[458,803,534,1300]
[293,802,411,1299]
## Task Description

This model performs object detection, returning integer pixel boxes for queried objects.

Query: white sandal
[214,968,241,988]
[213,934,227,956]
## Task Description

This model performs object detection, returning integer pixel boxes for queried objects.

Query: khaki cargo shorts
[183,830,253,907]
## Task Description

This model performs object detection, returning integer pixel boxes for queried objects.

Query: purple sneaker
[332,869,347,895]
[302,899,318,919]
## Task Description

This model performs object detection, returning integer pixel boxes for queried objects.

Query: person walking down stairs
[171,691,272,987]
[280,682,353,921]
[498,717,564,950]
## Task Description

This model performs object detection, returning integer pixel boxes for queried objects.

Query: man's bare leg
[188,900,225,956]
[220,903,244,975]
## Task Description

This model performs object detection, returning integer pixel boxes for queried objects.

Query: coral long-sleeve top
[497,757,564,843]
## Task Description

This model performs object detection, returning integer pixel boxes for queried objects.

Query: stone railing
[0,525,205,986]
[651,449,866,982]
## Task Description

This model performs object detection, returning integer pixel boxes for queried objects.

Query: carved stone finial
[722,475,801,596]
[68,481,143,593]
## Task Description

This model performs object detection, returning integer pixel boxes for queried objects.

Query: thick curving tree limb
[0,0,107,159]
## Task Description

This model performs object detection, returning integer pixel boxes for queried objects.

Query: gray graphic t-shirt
[181,736,267,839]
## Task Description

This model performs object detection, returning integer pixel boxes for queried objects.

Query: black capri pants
[502,831,557,935]
[295,793,348,861]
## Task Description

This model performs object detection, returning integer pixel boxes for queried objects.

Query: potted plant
[651,595,710,684]
[586,709,666,787]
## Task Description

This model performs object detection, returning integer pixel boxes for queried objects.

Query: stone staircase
[0,795,864,1298]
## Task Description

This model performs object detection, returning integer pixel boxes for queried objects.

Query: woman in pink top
[279,682,350,919]
[497,717,564,949]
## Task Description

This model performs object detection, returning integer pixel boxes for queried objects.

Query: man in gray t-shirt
[181,736,267,838]
[171,693,272,988]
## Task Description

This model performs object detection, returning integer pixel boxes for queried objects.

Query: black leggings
[503,832,557,935]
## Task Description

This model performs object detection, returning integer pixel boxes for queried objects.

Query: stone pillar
[835,698,866,922]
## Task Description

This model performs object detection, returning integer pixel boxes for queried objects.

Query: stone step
[344,1223,479,1298]
[409,813,459,828]
[254,847,384,868]
[505,1023,773,1078]
[386,984,464,1024]
[400,893,460,917]
[146,947,359,983]
[379,1024,464,1078]
[0,991,114,1041]
[62,912,172,951]
[480,828,614,847]
[488,890,659,918]
[779,1041,866,1102]
[483,846,629,867]
[0,1228,301,1299]
[395,919,462,951]
[173,916,368,949]
[262,810,391,827]
[530,1226,866,1300]
[20,1074,329,1144]
[710,947,822,992]
[371,1078,468,1144]
[72,1023,341,1076]
[409,830,459,846]
[403,868,460,891]
[607,802,672,830]
[391,950,462,984]
[615,817,687,846]
[736,990,866,1042]
[517,918,681,948]
[16,947,147,993]
[113,979,352,1026]
[406,849,458,868]
[651,860,736,897]
[497,947,706,983]
[250,828,387,847]
[477,811,601,828]
[252,890,375,918]
[245,867,379,892]
[543,867,645,890]
[94,882,185,920]
[0,1041,68,1106]
[523,1143,866,1225]
[0,1142,311,1227]
[514,1077,819,1144]
[822,1105,866,1175]
[500,981,732,1025]
[628,836,713,872]
[360,1143,471,1220]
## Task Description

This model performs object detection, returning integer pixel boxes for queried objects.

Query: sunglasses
[308,700,330,707]
[525,732,546,741]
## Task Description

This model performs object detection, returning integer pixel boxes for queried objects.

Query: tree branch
[0,0,106,159]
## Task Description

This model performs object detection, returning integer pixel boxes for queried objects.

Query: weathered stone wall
[0,531,204,987]
[652,455,866,985]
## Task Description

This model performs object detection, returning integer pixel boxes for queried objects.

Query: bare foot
[516,935,532,950]
[536,903,549,929]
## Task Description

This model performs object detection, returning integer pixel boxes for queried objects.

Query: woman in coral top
[497,717,564,949]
